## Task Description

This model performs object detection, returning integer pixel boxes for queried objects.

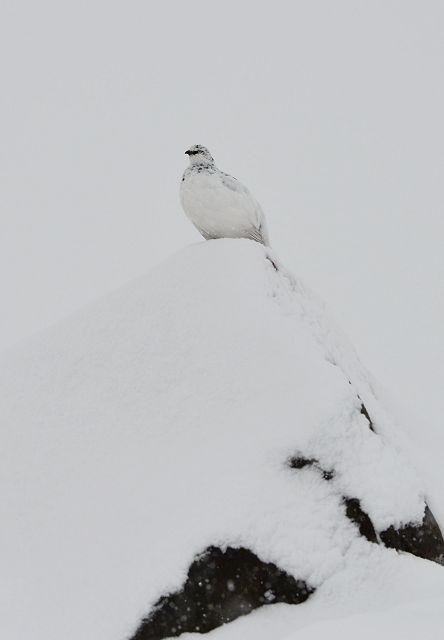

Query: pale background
[1,1,443,470]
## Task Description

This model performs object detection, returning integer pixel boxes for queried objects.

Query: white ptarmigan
[180,144,270,245]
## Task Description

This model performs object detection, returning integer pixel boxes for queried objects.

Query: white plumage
[180,144,270,246]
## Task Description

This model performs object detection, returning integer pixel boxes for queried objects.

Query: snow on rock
[0,239,443,640]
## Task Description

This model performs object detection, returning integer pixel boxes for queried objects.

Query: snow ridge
[0,239,441,640]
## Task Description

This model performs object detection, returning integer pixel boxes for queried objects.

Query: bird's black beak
[185,149,191,155]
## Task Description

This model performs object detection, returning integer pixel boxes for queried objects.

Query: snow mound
[1,239,443,640]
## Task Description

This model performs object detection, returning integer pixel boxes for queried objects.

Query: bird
[180,144,270,246]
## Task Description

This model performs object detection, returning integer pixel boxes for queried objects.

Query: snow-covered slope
[1,239,443,640]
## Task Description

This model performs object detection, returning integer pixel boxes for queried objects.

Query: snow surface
[1,239,443,640]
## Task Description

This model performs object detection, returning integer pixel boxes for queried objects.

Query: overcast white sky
[1,1,443,436]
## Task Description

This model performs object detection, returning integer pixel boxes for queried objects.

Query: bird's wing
[220,173,269,245]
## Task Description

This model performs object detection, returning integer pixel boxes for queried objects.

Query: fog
[1,0,443,433]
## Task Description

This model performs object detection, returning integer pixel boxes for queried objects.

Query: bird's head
[185,144,215,166]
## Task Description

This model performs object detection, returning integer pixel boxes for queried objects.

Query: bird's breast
[180,172,251,238]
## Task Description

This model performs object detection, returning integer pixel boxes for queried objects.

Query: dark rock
[288,456,317,470]
[344,497,444,566]
[343,497,378,543]
[288,456,334,481]
[380,505,444,565]
[359,402,375,432]
[130,546,314,640]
